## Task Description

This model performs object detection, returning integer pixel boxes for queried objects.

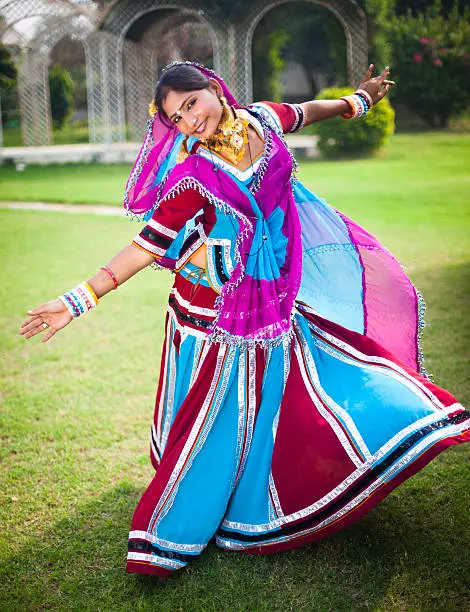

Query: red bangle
[100,265,119,290]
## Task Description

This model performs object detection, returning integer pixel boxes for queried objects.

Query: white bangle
[59,281,99,318]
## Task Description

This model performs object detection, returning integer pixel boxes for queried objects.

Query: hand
[357,64,396,105]
[19,299,73,343]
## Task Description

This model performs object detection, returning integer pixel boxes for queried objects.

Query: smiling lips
[193,120,207,135]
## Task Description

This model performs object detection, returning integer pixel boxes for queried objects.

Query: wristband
[340,93,371,120]
[59,282,99,318]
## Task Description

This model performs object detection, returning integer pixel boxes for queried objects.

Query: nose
[181,109,198,127]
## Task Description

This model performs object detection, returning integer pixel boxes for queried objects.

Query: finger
[20,320,46,336]
[41,328,57,343]
[20,316,41,330]
[383,80,396,86]
[23,324,48,340]
[363,63,374,81]
[377,66,390,85]
[379,84,390,99]
[26,305,48,316]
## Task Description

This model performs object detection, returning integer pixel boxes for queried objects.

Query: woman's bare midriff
[188,243,207,268]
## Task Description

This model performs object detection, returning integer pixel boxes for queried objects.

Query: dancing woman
[20,62,469,578]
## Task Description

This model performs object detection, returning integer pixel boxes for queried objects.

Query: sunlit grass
[0,132,469,610]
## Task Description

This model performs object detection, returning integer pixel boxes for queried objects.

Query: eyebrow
[168,94,193,120]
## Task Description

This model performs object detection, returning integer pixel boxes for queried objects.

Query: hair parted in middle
[153,64,212,127]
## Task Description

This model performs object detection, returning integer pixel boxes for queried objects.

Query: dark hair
[154,64,210,126]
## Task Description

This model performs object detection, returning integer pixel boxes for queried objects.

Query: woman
[20,62,469,578]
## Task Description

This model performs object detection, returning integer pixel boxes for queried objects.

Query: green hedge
[313,87,395,158]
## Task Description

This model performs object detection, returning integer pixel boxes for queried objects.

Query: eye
[172,115,181,124]
[187,98,196,110]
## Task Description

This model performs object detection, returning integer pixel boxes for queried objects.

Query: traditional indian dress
[123,64,470,578]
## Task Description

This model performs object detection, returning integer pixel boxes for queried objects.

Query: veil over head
[123,62,239,219]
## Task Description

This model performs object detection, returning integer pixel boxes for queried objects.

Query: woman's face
[161,79,224,139]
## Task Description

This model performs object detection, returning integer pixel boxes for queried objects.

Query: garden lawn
[0,132,469,611]
[2,124,91,148]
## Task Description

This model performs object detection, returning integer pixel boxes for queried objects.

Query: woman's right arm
[19,186,209,343]
[19,244,154,342]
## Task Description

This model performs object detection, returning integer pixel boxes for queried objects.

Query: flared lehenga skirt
[126,262,470,578]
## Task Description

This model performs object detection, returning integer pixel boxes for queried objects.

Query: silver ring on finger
[42,322,48,329]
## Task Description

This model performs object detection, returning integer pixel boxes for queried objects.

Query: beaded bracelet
[355,89,373,109]
[101,265,119,290]
[340,92,372,120]
[59,281,99,318]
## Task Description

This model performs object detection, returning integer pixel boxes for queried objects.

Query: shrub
[387,1,470,127]
[49,65,74,130]
[313,86,395,158]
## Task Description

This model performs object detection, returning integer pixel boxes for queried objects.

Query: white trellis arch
[16,15,96,146]
[106,0,221,145]
[0,0,368,146]
[235,0,368,104]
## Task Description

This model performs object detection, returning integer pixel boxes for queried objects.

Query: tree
[387,0,470,127]
[0,43,16,88]
[252,4,348,103]
[252,26,289,102]
[48,65,74,130]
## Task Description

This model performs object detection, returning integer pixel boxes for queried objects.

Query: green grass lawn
[2,124,91,147]
[1,133,469,610]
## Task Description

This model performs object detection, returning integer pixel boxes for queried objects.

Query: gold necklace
[176,97,249,165]
[201,97,249,165]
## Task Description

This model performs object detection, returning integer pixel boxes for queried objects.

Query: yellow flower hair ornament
[148,101,158,117]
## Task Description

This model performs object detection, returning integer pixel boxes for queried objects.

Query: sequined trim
[147,344,232,532]
[206,238,235,295]
[296,303,444,409]
[222,418,470,549]
[170,288,218,318]
[161,334,177,450]
[232,350,247,489]
[147,218,178,238]
[415,287,431,379]
[167,306,209,339]
[175,223,207,270]
[126,550,186,570]
[206,243,224,294]
[309,327,440,415]
[294,335,367,467]
[123,118,154,214]
[269,472,284,518]
[155,315,173,450]
[129,531,206,553]
[219,405,465,536]
[209,326,295,350]
[249,103,283,133]
[132,234,166,257]
[234,349,256,487]
[158,345,238,527]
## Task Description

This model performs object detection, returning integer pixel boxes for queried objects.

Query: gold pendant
[204,107,249,165]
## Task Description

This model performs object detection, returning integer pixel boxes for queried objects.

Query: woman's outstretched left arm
[299,64,395,127]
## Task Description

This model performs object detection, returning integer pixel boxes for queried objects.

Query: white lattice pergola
[0,0,368,146]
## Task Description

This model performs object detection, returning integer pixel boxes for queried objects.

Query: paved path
[1,135,318,165]
[0,201,124,216]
